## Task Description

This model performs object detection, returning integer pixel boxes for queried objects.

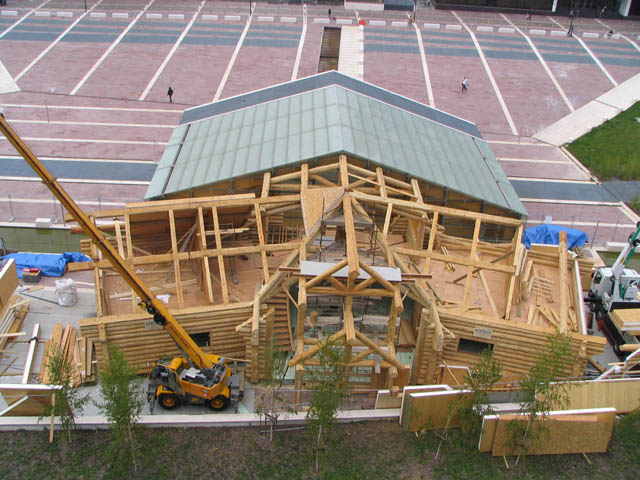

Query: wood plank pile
[39,323,96,387]
[80,302,255,373]
[479,408,616,456]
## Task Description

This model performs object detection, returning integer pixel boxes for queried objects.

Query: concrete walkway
[535,72,640,147]
[0,59,19,95]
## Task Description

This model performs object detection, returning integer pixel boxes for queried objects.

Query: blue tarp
[0,252,91,278]
[522,225,588,250]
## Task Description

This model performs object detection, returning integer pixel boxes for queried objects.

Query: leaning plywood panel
[490,408,616,456]
[0,384,59,416]
[543,378,640,413]
[0,258,18,310]
[478,415,499,452]
[401,389,472,432]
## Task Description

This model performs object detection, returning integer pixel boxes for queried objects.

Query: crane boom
[0,113,214,370]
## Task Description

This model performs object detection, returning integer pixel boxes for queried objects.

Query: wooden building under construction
[75,72,606,393]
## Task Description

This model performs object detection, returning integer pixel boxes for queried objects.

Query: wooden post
[49,392,55,444]
[558,230,569,335]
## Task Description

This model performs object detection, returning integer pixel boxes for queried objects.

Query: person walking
[167,86,174,103]
[461,77,468,92]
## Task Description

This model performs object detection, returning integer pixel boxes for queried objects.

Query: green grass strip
[567,101,640,181]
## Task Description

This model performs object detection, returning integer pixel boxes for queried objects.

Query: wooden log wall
[79,302,255,373]
[414,310,607,384]
[264,288,293,351]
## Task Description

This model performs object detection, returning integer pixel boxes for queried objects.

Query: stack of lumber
[0,296,30,353]
[80,302,255,373]
[39,323,96,386]
[479,408,616,455]
[610,309,640,336]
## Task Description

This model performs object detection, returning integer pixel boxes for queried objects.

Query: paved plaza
[1,0,639,246]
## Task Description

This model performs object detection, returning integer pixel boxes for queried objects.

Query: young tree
[460,348,503,436]
[41,342,89,444]
[97,345,144,474]
[306,338,350,473]
[508,332,575,461]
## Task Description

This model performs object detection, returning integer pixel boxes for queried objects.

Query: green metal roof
[146,74,526,217]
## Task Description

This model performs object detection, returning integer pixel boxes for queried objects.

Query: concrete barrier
[257,16,274,22]
[57,11,73,18]
[550,30,566,36]
[112,13,129,19]
[477,26,493,32]
[34,11,51,17]
[202,14,218,21]
[168,14,185,20]
[146,13,162,19]
[445,24,462,31]
[314,18,330,24]
[529,29,546,35]
[336,18,353,25]
[0,409,401,431]
[583,32,599,38]
[224,15,241,21]
[280,16,297,23]
[0,10,18,16]
[369,20,385,26]
[498,27,515,33]
[391,21,408,27]
[423,23,440,29]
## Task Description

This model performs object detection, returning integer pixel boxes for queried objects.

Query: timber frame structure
[75,154,606,395]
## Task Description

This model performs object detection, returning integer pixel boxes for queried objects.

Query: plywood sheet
[398,385,452,423]
[546,378,640,414]
[478,415,498,452]
[489,408,616,456]
[301,187,343,235]
[0,258,18,311]
[402,389,472,432]
[0,384,56,417]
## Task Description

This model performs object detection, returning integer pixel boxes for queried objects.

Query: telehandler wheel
[209,395,230,411]
[158,394,180,410]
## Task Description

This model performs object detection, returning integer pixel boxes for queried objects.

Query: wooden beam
[254,202,270,283]
[304,259,349,290]
[350,191,522,227]
[394,246,516,275]
[197,207,214,304]
[212,206,229,304]
[307,287,394,297]
[559,230,569,334]
[289,329,346,366]
[423,211,439,276]
[354,330,405,371]
[461,218,482,311]
[261,171,271,198]
[344,296,356,345]
[503,224,523,320]
[358,260,395,293]
[341,157,359,289]
[168,210,184,308]
[476,253,499,319]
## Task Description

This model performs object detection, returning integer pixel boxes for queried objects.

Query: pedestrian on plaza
[167,86,174,103]
[328,8,331,19]
[526,12,532,21]
[607,29,614,38]
[461,77,468,92]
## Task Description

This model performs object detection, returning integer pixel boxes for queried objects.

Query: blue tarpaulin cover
[522,225,588,250]
[0,252,91,278]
